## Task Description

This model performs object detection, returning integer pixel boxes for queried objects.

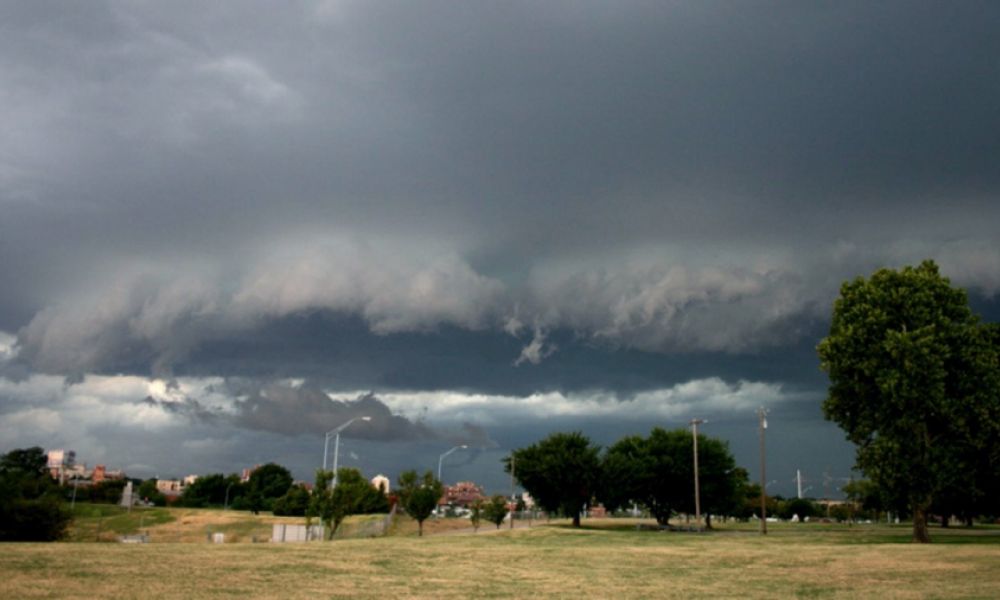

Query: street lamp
[436,445,467,517]
[323,416,372,488]
[690,418,706,532]
[437,445,468,483]
[758,406,769,535]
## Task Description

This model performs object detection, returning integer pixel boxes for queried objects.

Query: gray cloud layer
[1,2,998,489]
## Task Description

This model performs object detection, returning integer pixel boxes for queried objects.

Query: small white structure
[272,524,325,543]
[119,481,135,508]
[371,474,390,494]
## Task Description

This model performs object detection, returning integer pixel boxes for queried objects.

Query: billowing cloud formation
[13,238,999,377]
[1,2,998,491]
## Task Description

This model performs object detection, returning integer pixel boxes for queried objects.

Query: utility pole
[509,453,516,531]
[758,406,769,535]
[797,469,802,500]
[690,418,705,532]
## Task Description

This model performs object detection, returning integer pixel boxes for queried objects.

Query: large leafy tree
[507,432,600,527]
[818,261,1000,542]
[600,428,743,527]
[272,484,311,517]
[396,470,443,536]
[0,447,72,541]
[247,463,293,505]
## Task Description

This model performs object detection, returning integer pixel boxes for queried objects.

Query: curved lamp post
[437,445,468,483]
[323,416,371,488]
[436,445,467,516]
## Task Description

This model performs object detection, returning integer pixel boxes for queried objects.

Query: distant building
[439,481,485,508]
[47,449,76,484]
[371,474,390,494]
[241,465,261,483]
[155,479,185,497]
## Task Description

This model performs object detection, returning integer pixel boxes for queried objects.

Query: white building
[371,474,390,494]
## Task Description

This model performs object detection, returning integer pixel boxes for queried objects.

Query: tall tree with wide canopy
[818,261,1000,542]
[600,428,743,527]
[506,431,600,527]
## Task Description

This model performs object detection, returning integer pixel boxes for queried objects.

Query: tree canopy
[599,428,744,527]
[507,431,600,527]
[396,470,443,536]
[0,447,72,541]
[308,468,389,537]
[818,261,1000,542]
[482,494,509,529]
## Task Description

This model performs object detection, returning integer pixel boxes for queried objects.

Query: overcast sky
[2,1,999,497]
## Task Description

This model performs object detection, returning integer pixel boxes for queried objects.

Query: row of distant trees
[507,429,755,528]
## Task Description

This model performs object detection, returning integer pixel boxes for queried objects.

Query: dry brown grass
[4,521,1000,599]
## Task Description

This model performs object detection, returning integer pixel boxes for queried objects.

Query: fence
[271,513,393,543]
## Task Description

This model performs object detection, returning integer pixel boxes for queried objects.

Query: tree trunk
[572,512,581,527]
[418,520,423,537]
[912,502,931,543]
[940,514,949,528]
[705,513,713,530]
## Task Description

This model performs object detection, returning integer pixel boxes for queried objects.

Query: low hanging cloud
[374,377,804,427]
[11,236,1000,379]
[0,371,499,449]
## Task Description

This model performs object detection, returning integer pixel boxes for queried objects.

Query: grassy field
[64,503,476,542]
[3,517,1000,599]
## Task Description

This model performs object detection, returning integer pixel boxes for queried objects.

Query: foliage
[507,432,601,527]
[779,498,819,521]
[308,468,390,538]
[396,470,443,536]
[818,261,1000,542]
[272,484,311,517]
[307,470,335,537]
[599,428,744,527]
[469,499,483,532]
[0,447,72,541]
[245,463,294,511]
[136,479,168,506]
[180,474,243,508]
[841,479,885,522]
[72,479,126,504]
[482,494,509,529]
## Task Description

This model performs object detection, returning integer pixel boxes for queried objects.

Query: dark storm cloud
[227,384,436,440]
[2,2,999,485]
[3,2,999,376]
[213,381,499,447]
